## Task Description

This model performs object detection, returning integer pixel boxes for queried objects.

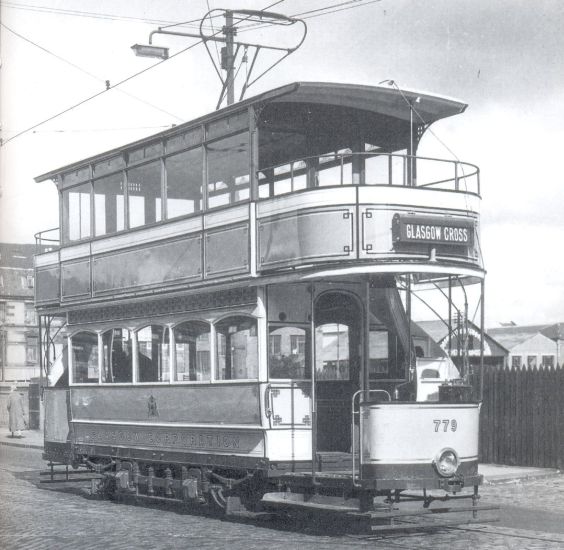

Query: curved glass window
[215,316,258,380]
[137,325,170,382]
[173,321,210,382]
[269,325,310,379]
[102,328,133,383]
[71,332,99,383]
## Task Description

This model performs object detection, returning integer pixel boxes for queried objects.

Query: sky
[1,0,563,327]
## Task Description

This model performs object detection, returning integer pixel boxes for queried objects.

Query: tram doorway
[314,291,362,453]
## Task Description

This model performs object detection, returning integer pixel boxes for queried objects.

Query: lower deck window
[269,325,310,379]
[315,323,350,381]
[137,325,170,382]
[368,327,406,381]
[71,331,99,383]
[174,321,211,382]
[215,316,258,380]
[102,328,133,383]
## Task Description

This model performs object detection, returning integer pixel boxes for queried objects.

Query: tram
[34,82,489,526]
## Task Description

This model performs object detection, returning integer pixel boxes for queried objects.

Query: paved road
[2,445,564,549]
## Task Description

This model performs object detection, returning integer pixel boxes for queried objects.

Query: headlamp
[434,448,459,477]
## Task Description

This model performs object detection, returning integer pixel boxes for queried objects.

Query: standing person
[7,384,27,438]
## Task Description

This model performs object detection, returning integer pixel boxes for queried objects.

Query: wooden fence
[479,365,564,468]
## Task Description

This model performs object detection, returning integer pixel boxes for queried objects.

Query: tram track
[15,470,564,548]
[346,523,564,548]
[453,524,564,545]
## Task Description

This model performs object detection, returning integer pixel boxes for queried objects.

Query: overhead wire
[236,0,382,33]
[0,22,185,123]
[0,1,213,30]
[0,0,286,146]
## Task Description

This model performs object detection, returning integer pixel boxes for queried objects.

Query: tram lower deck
[42,277,484,518]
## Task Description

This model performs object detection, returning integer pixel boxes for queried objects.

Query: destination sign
[392,214,475,247]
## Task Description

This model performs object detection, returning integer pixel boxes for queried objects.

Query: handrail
[35,227,60,253]
[258,152,480,195]
[351,389,392,486]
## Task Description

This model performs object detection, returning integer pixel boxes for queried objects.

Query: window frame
[205,129,252,211]
[163,145,205,221]
[68,330,101,385]
[171,319,212,384]
[62,180,94,243]
[135,324,172,384]
[268,323,311,381]
[214,314,259,382]
[100,327,135,385]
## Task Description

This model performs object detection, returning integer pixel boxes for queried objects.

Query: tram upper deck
[34,82,482,311]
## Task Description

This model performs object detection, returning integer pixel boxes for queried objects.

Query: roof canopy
[268,82,467,124]
[35,81,467,183]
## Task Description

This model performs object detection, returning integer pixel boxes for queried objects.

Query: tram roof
[35,81,467,183]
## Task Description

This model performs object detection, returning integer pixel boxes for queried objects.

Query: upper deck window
[127,160,162,228]
[63,182,91,242]
[94,173,125,236]
[207,132,250,209]
[165,147,203,218]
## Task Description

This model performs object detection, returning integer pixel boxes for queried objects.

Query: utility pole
[134,9,306,109]
[222,11,236,106]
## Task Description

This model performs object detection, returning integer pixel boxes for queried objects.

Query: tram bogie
[35,82,488,526]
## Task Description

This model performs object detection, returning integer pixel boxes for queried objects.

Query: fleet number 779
[433,419,458,432]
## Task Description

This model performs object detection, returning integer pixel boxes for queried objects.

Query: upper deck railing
[257,152,480,198]
[34,227,60,252]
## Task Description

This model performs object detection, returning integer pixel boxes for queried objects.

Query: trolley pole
[222,11,236,106]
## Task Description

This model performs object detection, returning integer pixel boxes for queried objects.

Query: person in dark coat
[7,384,27,438]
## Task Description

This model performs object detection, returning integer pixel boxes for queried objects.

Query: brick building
[0,243,41,427]
[0,243,40,382]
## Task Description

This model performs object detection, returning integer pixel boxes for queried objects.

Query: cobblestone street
[2,445,564,549]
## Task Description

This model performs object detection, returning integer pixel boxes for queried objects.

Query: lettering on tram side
[72,423,266,454]
[392,213,475,247]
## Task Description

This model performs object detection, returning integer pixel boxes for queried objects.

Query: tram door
[314,292,362,453]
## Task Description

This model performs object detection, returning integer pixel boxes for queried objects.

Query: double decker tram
[35,82,489,527]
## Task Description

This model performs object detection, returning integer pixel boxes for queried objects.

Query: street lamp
[131,44,169,60]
